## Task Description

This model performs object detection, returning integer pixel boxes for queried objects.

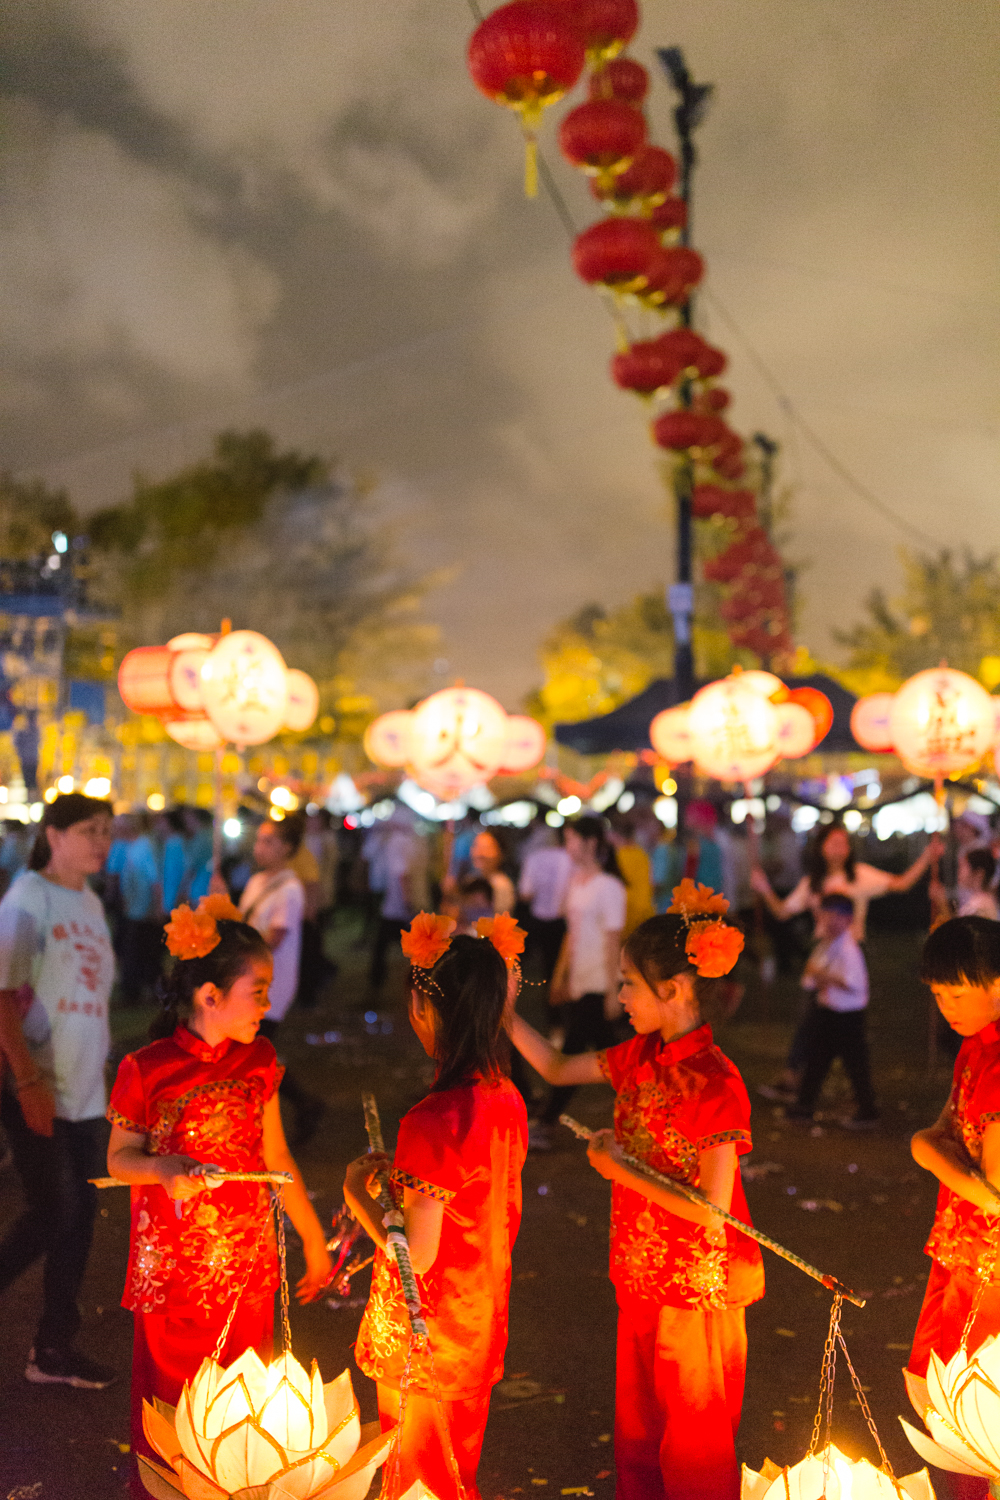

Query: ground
[0,916,957,1498]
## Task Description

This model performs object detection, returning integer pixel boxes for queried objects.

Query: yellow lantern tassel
[524,134,539,197]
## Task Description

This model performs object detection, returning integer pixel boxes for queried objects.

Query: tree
[834,549,1000,693]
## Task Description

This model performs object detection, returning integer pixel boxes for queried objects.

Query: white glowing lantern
[889,666,994,779]
[140,1349,394,1500]
[649,705,694,765]
[851,693,895,753]
[163,717,225,752]
[167,633,217,652]
[201,630,289,747]
[742,1444,933,1499]
[739,670,785,701]
[407,687,510,797]
[284,669,320,733]
[901,1331,1000,1486]
[498,715,547,774]
[773,701,817,760]
[363,710,413,768]
[687,678,780,783]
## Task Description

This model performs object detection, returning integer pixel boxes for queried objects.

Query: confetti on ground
[530,1480,548,1487]
[742,1161,784,1181]
[775,1329,797,1338]
[561,1489,594,1495]
[886,1342,910,1350]
[798,1199,843,1212]
[596,1472,612,1480]
[597,1434,610,1443]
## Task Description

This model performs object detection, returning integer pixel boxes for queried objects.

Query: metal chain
[836,1332,904,1494]
[211,1188,277,1363]
[961,1214,1000,1352]
[274,1185,292,1355]
[808,1294,842,1457]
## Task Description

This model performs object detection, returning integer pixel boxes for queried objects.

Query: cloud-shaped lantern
[851,666,996,780]
[364,687,547,800]
[118,630,320,748]
[650,671,832,783]
[138,1348,393,1499]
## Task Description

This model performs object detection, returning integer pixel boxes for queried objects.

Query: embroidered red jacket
[107,1025,281,1319]
[598,1024,764,1311]
[355,1075,527,1397]
[925,1019,1000,1281]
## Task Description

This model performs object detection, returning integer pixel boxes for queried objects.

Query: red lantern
[695,386,730,412]
[652,410,729,452]
[648,195,688,235]
[588,55,648,105]
[654,326,709,373]
[713,448,746,480]
[788,686,834,748]
[467,2,586,196]
[610,339,685,395]
[692,485,755,521]
[591,144,677,207]
[697,344,727,379]
[559,99,646,182]
[118,647,180,716]
[571,216,661,289]
[638,244,705,306]
[552,0,639,62]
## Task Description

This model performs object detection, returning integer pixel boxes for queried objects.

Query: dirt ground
[0,914,958,1498]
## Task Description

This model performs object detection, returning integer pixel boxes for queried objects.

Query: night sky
[3,0,998,706]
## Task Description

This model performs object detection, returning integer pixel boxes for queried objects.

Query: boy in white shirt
[786,892,878,1129]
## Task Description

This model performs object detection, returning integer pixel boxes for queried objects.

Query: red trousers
[615,1301,747,1500]
[377,1381,492,1500]
[131,1302,274,1460]
[908,1260,1000,1500]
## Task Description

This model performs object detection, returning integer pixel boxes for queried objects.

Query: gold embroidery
[107,1105,144,1135]
[389,1169,456,1205]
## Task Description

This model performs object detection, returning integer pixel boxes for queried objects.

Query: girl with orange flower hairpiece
[105,896,331,1464]
[507,896,759,1500]
[344,912,528,1497]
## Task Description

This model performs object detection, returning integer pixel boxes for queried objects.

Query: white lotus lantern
[364,690,546,799]
[889,667,995,780]
[742,1444,934,1498]
[901,1332,1000,1488]
[139,1349,394,1500]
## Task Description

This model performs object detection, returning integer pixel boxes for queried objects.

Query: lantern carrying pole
[560,1114,866,1308]
[361,1092,429,1342]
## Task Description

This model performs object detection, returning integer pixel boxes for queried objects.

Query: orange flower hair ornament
[400,912,457,969]
[667,879,744,978]
[164,893,245,961]
[476,911,527,970]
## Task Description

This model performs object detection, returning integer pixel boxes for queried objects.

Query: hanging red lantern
[692,485,756,521]
[118,647,180,717]
[697,344,727,378]
[652,410,729,452]
[713,448,746,480]
[558,98,646,183]
[638,244,705,306]
[571,216,661,289]
[610,339,686,395]
[591,144,677,207]
[694,386,730,412]
[588,55,648,105]
[648,196,688,235]
[467,2,586,196]
[653,327,710,376]
[551,0,639,63]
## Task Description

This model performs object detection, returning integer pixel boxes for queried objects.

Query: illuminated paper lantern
[163,717,224,752]
[687,677,779,783]
[364,710,413,768]
[498,714,547,774]
[200,630,289,747]
[649,704,694,764]
[140,1349,394,1499]
[773,701,817,759]
[901,1331,1000,1485]
[788,686,834,749]
[738,670,786,701]
[742,1444,933,1498]
[850,693,895,752]
[284,669,319,733]
[169,649,211,713]
[889,666,994,779]
[167,633,216,652]
[408,686,510,798]
[118,647,179,716]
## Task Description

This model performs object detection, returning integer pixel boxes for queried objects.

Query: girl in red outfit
[510,886,763,1500]
[106,898,331,1466]
[909,917,1000,1500]
[345,913,528,1500]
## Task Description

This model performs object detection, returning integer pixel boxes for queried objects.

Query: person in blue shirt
[118,813,162,1006]
[156,810,188,915]
[652,799,724,912]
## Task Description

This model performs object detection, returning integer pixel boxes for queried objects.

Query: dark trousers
[541,992,617,1126]
[796,1007,877,1118]
[257,1019,315,1122]
[0,1089,106,1351]
[525,916,567,984]
[369,917,405,991]
[118,917,164,1003]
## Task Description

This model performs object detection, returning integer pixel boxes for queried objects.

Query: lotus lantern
[139,1349,394,1500]
[901,1332,1000,1490]
[742,1444,934,1498]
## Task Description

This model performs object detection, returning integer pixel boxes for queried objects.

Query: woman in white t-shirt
[534,817,626,1147]
[0,792,117,1389]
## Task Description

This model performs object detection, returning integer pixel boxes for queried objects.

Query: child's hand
[296,1239,333,1304]
[155,1154,212,1201]
[344,1152,389,1204]
[587,1129,624,1181]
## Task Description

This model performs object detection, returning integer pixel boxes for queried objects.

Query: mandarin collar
[973,1020,1000,1048]
[173,1024,235,1064]
[656,1022,713,1066]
